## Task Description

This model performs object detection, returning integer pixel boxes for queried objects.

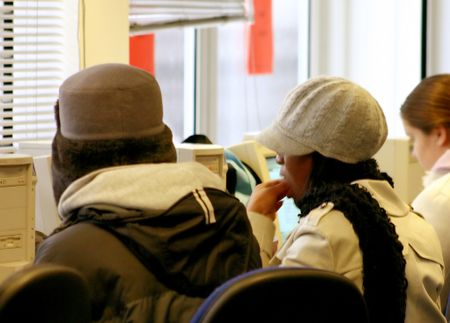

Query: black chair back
[0,264,91,323]
[191,266,369,323]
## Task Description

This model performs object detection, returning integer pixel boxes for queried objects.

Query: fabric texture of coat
[35,162,262,323]
[249,179,446,323]
[413,149,450,319]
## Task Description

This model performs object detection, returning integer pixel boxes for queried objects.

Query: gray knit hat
[51,63,176,203]
[257,76,387,163]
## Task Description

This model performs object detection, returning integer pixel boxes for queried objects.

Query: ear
[434,125,450,147]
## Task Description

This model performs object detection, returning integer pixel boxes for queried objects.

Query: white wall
[62,0,81,77]
[78,0,129,68]
[310,0,422,138]
[428,0,450,74]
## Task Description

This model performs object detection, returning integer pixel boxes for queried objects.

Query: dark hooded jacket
[35,162,262,322]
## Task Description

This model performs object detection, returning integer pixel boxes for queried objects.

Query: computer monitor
[0,154,35,281]
[32,155,60,236]
[176,143,227,183]
[15,142,61,236]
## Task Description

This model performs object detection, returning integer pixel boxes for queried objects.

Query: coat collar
[352,179,411,217]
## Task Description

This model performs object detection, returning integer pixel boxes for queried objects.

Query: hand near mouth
[246,179,290,221]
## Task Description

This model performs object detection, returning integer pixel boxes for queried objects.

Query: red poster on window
[129,34,155,76]
[247,0,273,74]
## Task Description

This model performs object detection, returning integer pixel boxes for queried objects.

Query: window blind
[129,0,253,35]
[0,0,65,154]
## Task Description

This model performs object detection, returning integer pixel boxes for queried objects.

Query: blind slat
[0,38,63,46]
[1,111,54,118]
[0,23,62,28]
[1,50,63,56]
[129,0,252,35]
[1,76,62,82]
[0,6,62,11]
[0,59,63,65]
[1,93,58,100]
[2,0,60,2]
[0,14,62,19]
[1,120,56,128]
[0,127,56,137]
[1,84,61,91]
[0,102,55,110]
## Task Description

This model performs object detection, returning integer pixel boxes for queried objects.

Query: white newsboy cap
[256,76,387,163]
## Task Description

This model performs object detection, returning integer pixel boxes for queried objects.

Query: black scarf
[298,182,407,323]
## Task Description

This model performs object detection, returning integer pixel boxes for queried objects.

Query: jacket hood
[58,162,225,220]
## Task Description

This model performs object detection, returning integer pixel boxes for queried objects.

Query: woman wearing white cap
[246,76,446,323]
[401,74,450,319]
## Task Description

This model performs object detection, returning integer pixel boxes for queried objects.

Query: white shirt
[413,149,450,318]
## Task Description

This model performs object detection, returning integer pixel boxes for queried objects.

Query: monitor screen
[265,156,300,243]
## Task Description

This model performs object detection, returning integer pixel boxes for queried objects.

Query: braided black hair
[297,153,407,323]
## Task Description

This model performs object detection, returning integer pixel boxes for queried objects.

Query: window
[129,0,255,144]
[131,0,308,146]
[215,0,306,146]
[0,0,78,154]
[153,29,186,143]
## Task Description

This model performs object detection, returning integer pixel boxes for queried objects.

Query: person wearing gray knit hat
[35,63,261,323]
[256,76,387,163]
[246,76,446,323]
